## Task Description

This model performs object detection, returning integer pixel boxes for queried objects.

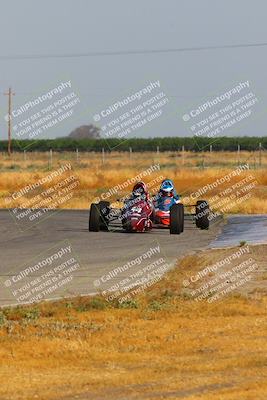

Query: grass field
[0,150,266,213]
[0,245,266,400]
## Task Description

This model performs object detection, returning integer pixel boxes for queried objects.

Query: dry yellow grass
[0,150,266,214]
[0,245,266,400]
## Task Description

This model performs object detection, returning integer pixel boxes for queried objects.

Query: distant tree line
[0,137,266,152]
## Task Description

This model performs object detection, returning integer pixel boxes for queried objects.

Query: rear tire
[170,203,184,234]
[89,203,100,232]
[196,200,210,230]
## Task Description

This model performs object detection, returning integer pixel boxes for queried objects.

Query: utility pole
[4,87,15,156]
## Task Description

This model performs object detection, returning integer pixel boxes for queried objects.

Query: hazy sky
[0,0,267,141]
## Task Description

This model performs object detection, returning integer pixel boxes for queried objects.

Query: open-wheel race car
[88,197,210,235]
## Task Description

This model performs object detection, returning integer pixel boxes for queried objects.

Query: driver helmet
[132,181,148,198]
[160,179,174,197]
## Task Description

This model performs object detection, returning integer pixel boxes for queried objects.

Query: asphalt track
[0,210,266,307]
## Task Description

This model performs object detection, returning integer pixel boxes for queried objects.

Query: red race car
[89,182,154,233]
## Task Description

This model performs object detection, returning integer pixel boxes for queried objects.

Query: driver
[154,179,180,211]
[125,181,149,205]
[122,181,153,217]
[120,181,153,230]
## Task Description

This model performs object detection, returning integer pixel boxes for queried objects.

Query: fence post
[200,151,205,169]
[237,144,240,166]
[102,148,105,165]
[259,142,262,167]
[49,149,53,169]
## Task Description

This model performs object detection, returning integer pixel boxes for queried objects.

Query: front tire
[170,203,184,234]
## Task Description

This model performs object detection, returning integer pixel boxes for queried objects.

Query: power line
[6,93,202,98]
[0,41,267,60]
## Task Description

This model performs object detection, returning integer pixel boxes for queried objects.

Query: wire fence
[0,145,266,170]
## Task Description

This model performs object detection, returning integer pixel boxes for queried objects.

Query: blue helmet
[160,179,174,196]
